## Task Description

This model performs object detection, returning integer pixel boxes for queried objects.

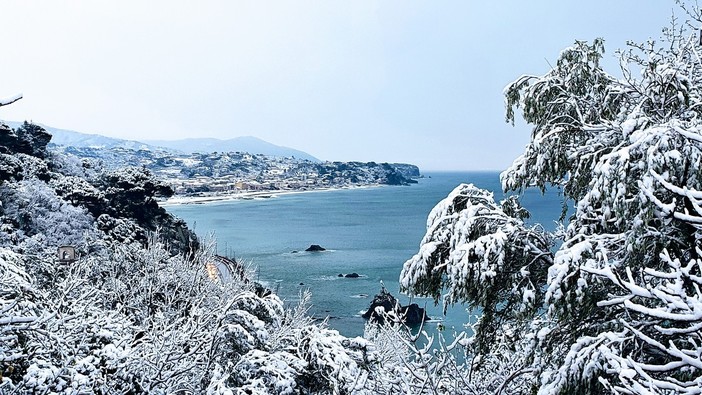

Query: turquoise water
[167,172,564,338]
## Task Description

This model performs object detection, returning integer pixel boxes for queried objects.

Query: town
[56,145,421,199]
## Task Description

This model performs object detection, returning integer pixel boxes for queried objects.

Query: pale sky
[0,1,676,170]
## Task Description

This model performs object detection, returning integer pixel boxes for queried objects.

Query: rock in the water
[362,287,428,326]
[305,244,326,252]
[338,273,344,277]
[344,273,360,278]
[362,288,398,324]
[402,303,428,326]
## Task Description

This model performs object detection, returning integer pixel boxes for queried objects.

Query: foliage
[0,120,388,394]
[401,184,551,352]
[361,310,535,394]
[401,3,702,394]
[0,122,51,160]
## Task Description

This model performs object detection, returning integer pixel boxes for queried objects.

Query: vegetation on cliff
[0,122,380,393]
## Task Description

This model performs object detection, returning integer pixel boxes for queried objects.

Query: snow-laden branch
[401,183,553,353]
[0,93,22,107]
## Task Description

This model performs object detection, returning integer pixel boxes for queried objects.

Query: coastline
[159,184,384,207]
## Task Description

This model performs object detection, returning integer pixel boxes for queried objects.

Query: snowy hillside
[143,136,320,162]
[2,121,320,162]
[0,122,382,393]
[3,121,158,151]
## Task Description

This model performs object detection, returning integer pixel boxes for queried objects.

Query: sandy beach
[158,184,382,206]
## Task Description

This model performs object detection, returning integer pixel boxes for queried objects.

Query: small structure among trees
[57,245,76,263]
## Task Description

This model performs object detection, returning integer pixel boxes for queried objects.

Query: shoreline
[159,184,384,207]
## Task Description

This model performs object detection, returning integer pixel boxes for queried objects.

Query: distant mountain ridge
[2,121,320,161]
[4,121,157,151]
[143,136,320,162]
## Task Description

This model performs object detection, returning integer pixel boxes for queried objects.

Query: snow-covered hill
[3,121,321,161]
[143,136,320,162]
[4,121,157,151]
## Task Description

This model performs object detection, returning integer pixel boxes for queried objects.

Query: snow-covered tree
[401,3,702,394]
[401,184,552,353]
[0,115,385,393]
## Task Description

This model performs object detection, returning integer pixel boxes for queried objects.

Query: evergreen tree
[402,3,702,393]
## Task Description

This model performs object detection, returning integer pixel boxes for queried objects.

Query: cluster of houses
[152,152,396,196]
[55,145,419,198]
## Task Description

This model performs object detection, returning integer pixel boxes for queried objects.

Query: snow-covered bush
[361,309,535,394]
[213,291,376,394]
[0,179,98,253]
[1,232,295,393]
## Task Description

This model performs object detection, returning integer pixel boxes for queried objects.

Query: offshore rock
[305,244,326,252]
[362,287,428,326]
[344,273,360,278]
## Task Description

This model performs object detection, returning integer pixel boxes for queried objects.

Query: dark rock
[402,303,428,326]
[362,288,398,324]
[363,287,428,326]
[253,282,271,298]
[344,273,360,278]
[338,273,344,277]
[305,244,326,252]
[291,250,298,253]
[299,282,304,286]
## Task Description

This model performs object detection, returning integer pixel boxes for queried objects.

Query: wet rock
[305,244,326,252]
[363,287,428,326]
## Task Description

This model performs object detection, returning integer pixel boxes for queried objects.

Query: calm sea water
[167,171,564,338]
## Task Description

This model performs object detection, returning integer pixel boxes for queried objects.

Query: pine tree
[402,3,702,393]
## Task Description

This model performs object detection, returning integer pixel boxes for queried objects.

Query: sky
[0,1,679,170]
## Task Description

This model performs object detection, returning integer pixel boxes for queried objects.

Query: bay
[167,171,564,338]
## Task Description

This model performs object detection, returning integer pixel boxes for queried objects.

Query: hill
[4,121,157,151]
[4,121,320,161]
[143,136,320,162]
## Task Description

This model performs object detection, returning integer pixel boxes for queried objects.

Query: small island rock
[344,273,360,278]
[305,244,326,252]
[363,287,428,326]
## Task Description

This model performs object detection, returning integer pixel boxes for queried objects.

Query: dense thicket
[0,123,382,394]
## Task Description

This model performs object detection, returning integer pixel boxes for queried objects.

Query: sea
[167,171,565,339]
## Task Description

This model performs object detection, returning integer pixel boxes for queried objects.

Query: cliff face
[391,163,421,179]
[0,122,197,257]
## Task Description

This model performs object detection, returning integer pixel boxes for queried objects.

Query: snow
[0,93,22,106]
[6,6,702,394]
